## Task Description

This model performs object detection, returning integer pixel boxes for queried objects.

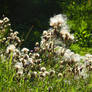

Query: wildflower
[28,58,34,64]
[35,42,39,47]
[50,14,66,28]
[78,67,88,79]
[63,52,71,62]
[70,52,74,56]
[43,31,47,36]
[31,72,37,78]
[49,41,54,49]
[89,66,92,70]
[3,38,6,41]
[15,36,20,42]
[61,48,65,55]
[65,49,71,53]
[50,17,58,28]
[7,37,11,40]
[88,59,92,63]
[21,48,29,53]
[40,40,46,47]
[17,69,23,76]
[85,54,92,58]
[0,20,3,24]
[40,72,46,78]
[14,31,19,36]
[13,52,19,59]
[60,31,70,40]
[69,34,74,41]
[36,59,42,64]
[58,73,63,78]
[23,54,29,60]
[22,59,27,65]
[43,35,50,41]
[6,44,16,54]
[33,71,37,76]
[15,62,23,71]
[61,24,69,32]
[29,53,32,57]
[10,33,14,37]
[39,72,43,75]
[34,47,40,52]
[42,48,46,52]
[71,54,80,63]
[40,67,46,72]
[44,71,49,76]
[65,32,70,40]
[34,53,40,58]
[15,49,20,56]
[30,50,33,53]
[2,29,5,32]
[49,70,55,76]
[60,61,64,65]
[7,23,11,27]
[10,29,13,32]
[54,46,63,55]
[3,17,9,23]
[31,55,35,60]
[19,58,24,62]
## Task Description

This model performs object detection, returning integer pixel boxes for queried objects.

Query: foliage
[70,43,92,55]
[74,20,90,46]
[58,0,92,47]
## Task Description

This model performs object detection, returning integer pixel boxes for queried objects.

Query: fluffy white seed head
[17,69,23,76]
[14,31,19,36]
[54,46,63,55]
[58,73,63,77]
[49,70,55,76]
[40,67,46,72]
[50,14,66,28]
[0,20,3,24]
[40,72,46,77]
[71,54,81,63]
[15,62,23,69]
[85,54,92,58]
[3,17,9,23]
[28,58,34,65]
[21,48,29,53]
[44,71,49,76]
[43,31,48,36]
[6,44,16,54]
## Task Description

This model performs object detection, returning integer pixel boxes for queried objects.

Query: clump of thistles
[1,14,92,80]
[40,14,92,79]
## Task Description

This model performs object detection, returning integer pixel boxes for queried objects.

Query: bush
[59,0,92,47]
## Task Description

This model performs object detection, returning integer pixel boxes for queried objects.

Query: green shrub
[59,0,92,47]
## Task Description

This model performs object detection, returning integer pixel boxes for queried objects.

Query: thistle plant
[0,14,92,83]
[40,14,92,79]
